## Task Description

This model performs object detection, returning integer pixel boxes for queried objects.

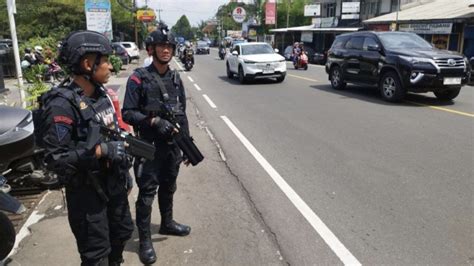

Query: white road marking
[220,116,361,266]
[188,76,194,82]
[202,94,217,109]
[172,57,184,71]
[194,84,202,91]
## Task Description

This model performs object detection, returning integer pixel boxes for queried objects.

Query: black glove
[151,117,175,137]
[100,141,126,162]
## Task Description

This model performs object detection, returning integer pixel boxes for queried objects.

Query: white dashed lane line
[202,94,217,109]
[187,76,194,82]
[194,84,202,91]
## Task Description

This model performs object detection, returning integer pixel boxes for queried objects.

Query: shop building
[363,0,474,57]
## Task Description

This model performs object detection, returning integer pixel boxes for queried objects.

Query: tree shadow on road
[310,84,456,107]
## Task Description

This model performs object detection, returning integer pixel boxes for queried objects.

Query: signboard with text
[399,23,453,34]
[137,9,156,22]
[304,4,321,17]
[232,7,247,23]
[85,0,113,40]
[265,1,276,25]
[342,2,360,13]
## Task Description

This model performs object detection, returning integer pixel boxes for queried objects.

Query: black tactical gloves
[150,117,176,137]
[100,141,126,162]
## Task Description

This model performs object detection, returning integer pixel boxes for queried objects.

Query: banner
[232,7,247,23]
[85,0,113,40]
[137,9,156,22]
[265,1,276,25]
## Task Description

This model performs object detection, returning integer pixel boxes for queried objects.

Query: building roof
[270,25,360,33]
[364,0,474,24]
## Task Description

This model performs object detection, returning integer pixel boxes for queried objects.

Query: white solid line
[194,84,202,91]
[188,76,194,82]
[202,94,217,109]
[220,116,361,266]
[172,57,184,71]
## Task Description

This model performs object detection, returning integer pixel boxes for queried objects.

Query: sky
[136,0,253,27]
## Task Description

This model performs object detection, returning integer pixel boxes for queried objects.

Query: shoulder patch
[53,115,73,125]
[55,124,69,142]
[130,75,141,85]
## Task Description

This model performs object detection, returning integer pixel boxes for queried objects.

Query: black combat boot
[159,211,191,236]
[136,203,157,265]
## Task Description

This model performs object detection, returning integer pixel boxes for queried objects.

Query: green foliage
[25,81,50,110]
[109,54,123,74]
[171,15,193,40]
[19,37,58,57]
[23,64,48,84]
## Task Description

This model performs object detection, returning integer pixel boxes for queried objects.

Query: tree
[171,15,193,40]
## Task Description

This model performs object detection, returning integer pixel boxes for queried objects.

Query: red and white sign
[232,7,247,23]
[265,1,276,25]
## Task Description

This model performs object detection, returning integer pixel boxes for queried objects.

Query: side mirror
[367,44,381,52]
[232,51,238,56]
[274,48,279,53]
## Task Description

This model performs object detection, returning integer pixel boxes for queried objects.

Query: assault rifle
[145,102,204,166]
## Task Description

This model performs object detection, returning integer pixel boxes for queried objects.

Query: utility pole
[133,0,138,46]
[6,0,25,108]
[395,0,400,31]
[286,0,290,28]
[156,9,163,21]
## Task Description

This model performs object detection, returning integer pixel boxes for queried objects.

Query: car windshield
[241,44,274,55]
[121,43,131,48]
[197,42,208,48]
[378,33,432,50]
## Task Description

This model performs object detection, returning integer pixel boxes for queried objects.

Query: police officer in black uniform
[42,31,134,266]
[122,26,191,264]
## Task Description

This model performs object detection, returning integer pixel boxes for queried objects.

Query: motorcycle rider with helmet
[42,30,134,266]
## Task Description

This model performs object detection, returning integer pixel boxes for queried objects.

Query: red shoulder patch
[130,75,141,85]
[53,115,73,125]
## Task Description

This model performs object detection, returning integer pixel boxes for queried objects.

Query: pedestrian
[122,25,191,265]
[143,36,153,68]
[41,30,134,266]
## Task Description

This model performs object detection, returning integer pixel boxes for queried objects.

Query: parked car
[325,31,470,102]
[118,41,139,61]
[225,42,286,84]
[196,41,210,54]
[111,43,129,65]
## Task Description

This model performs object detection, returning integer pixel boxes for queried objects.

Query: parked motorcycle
[0,105,59,189]
[0,175,25,260]
[294,52,308,70]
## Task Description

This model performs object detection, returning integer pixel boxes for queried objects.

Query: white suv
[225,42,286,84]
[119,42,140,61]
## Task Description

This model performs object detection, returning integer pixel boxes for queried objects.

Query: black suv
[325,31,470,102]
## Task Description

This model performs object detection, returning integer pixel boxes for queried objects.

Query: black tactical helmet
[58,30,113,74]
[147,28,176,50]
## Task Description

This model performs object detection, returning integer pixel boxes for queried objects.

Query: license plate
[263,66,274,74]
[443,77,461,85]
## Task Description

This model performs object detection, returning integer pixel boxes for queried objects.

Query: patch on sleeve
[53,115,73,125]
[55,124,69,142]
[130,74,141,85]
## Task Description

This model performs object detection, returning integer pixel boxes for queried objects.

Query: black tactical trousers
[135,145,181,239]
[66,183,133,265]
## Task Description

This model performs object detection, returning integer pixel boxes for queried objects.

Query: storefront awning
[364,0,474,24]
[270,25,360,33]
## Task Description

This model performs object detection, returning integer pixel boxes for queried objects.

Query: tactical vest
[135,67,185,117]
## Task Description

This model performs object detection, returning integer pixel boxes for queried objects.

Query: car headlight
[244,60,256,64]
[399,56,433,66]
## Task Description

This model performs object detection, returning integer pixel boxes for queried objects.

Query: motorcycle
[218,47,226,60]
[0,105,59,189]
[0,175,26,261]
[183,49,194,71]
[44,61,66,84]
[294,52,308,70]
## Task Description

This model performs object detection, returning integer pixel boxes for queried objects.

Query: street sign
[137,10,156,22]
[85,0,113,40]
[304,4,321,17]
[232,7,246,23]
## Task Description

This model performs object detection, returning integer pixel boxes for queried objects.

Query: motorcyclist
[181,41,194,64]
[42,30,134,265]
[34,45,45,64]
[22,48,36,68]
[292,42,301,65]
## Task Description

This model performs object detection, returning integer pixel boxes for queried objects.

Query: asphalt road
[172,49,474,265]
